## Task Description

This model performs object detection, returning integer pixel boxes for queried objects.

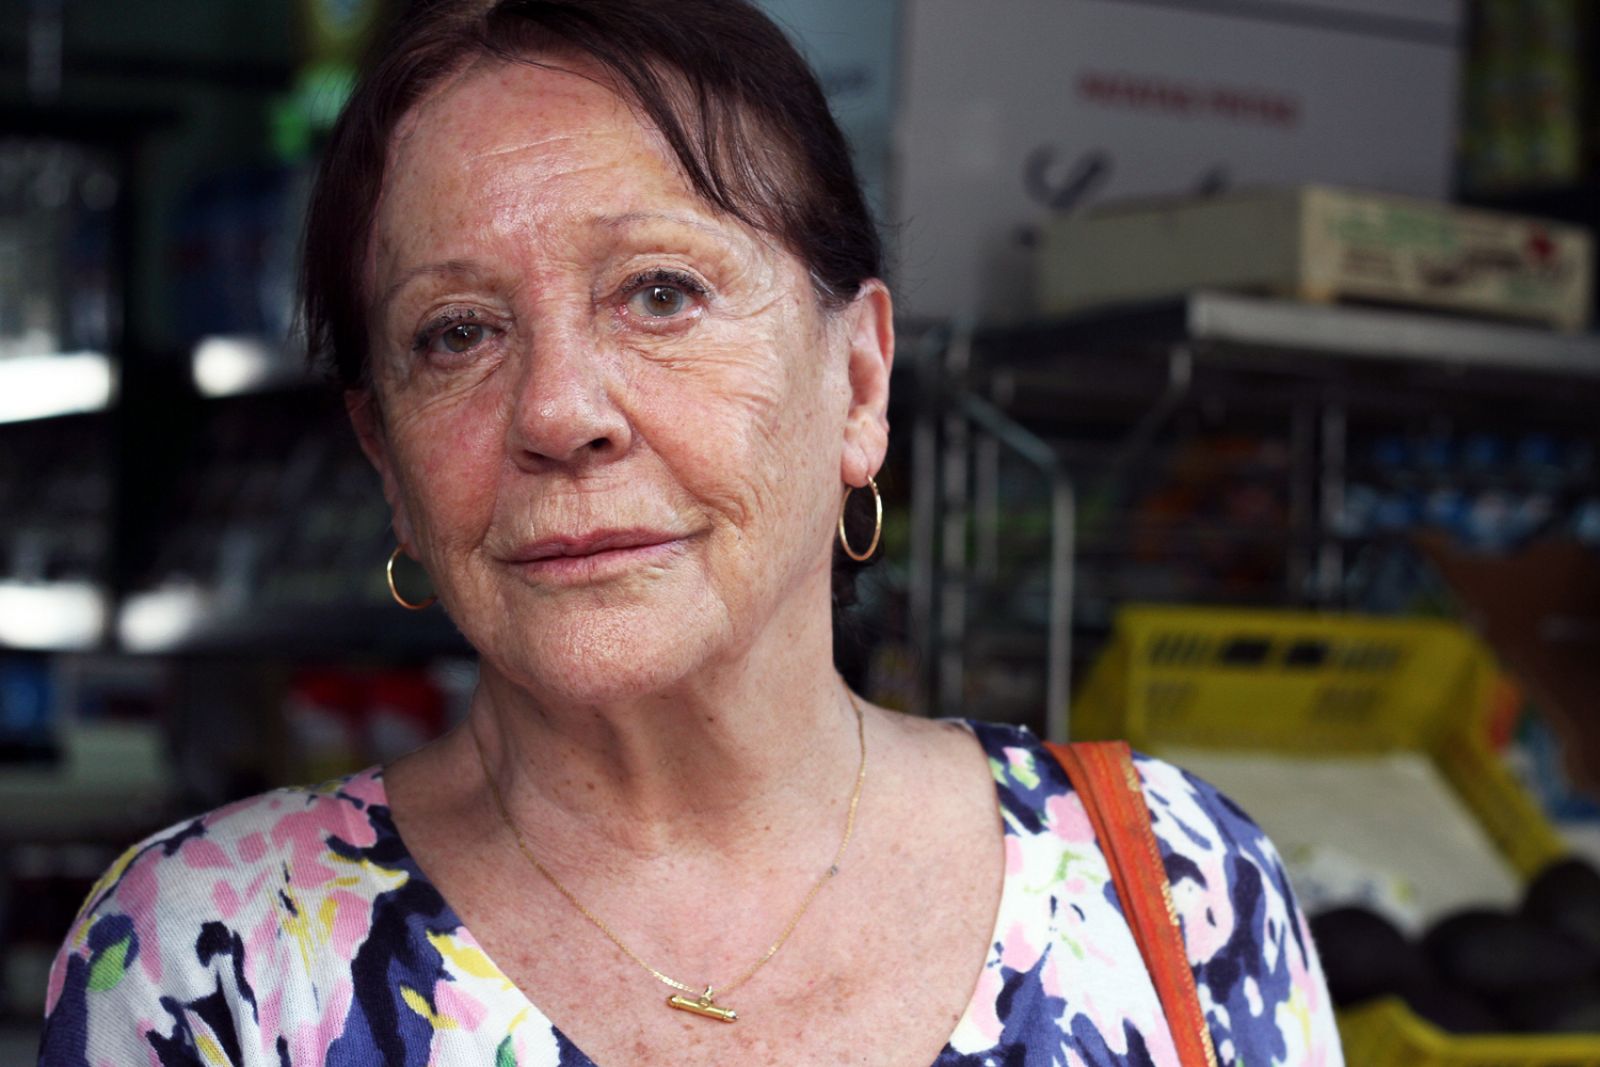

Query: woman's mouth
[505,529,689,582]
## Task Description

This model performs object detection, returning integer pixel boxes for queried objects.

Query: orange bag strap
[1044,740,1219,1067]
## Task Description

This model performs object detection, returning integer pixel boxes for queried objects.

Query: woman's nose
[505,328,632,469]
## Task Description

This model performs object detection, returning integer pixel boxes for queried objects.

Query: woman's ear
[346,388,419,552]
[840,279,895,487]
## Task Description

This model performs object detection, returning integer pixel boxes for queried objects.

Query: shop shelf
[0,354,117,425]
[0,721,174,842]
[987,290,1600,379]
[191,335,317,397]
[117,586,466,657]
[0,581,108,652]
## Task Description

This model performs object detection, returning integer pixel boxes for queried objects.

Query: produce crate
[1037,185,1594,332]
[1339,999,1600,1067]
[1071,606,1596,1066]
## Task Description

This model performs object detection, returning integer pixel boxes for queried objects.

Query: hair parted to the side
[299,0,887,609]
[301,0,883,391]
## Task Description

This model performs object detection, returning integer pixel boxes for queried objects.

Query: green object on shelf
[271,61,357,161]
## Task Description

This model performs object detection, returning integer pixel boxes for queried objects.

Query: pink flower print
[1042,945,1066,997]
[1143,1019,1182,1067]
[43,938,72,1015]
[1169,857,1234,962]
[271,798,378,891]
[239,907,284,989]
[1003,747,1041,789]
[326,890,372,959]
[257,987,285,1056]
[286,975,353,1063]
[115,856,164,984]
[181,838,231,870]
[999,921,1044,974]
[1045,792,1096,846]
[963,965,1006,1045]
[211,880,243,921]
[238,832,267,864]
[433,980,488,1030]
[342,768,386,807]
[1005,835,1025,876]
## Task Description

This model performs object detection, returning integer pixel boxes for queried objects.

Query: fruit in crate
[1423,908,1597,997]
[1309,906,1429,1007]
[1499,980,1600,1035]
[1523,857,1600,957]
[1400,979,1506,1036]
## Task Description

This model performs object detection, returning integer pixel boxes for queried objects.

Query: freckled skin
[359,57,1005,1066]
[359,59,854,708]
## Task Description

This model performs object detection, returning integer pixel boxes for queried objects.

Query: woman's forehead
[368,59,726,281]
[389,59,661,186]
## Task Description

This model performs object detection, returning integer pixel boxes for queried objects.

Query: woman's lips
[505,529,688,582]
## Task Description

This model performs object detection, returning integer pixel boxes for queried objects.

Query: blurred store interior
[4,0,1600,1057]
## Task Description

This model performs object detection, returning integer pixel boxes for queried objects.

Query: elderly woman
[41,1,1341,1064]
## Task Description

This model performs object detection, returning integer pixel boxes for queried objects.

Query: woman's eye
[413,314,493,358]
[628,284,689,318]
[441,322,484,353]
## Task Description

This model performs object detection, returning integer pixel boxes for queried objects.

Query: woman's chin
[468,604,728,707]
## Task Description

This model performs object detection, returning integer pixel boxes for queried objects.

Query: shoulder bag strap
[1044,740,1219,1067]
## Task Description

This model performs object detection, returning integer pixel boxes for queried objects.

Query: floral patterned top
[40,720,1343,1066]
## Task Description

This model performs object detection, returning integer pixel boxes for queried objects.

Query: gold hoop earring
[386,546,437,611]
[837,476,882,562]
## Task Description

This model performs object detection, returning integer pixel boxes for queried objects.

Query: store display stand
[904,292,1600,739]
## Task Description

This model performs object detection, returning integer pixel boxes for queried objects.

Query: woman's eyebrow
[372,216,743,320]
[598,210,728,240]
[374,259,488,317]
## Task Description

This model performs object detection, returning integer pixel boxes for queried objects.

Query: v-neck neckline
[367,719,1037,1066]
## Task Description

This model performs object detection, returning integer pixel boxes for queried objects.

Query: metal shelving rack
[92,343,468,659]
[909,292,1600,740]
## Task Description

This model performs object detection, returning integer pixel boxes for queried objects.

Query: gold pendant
[667,986,738,1023]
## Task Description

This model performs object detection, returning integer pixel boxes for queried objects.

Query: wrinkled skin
[352,57,892,710]
[341,59,1015,1067]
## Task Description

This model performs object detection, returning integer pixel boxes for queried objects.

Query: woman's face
[355,59,891,702]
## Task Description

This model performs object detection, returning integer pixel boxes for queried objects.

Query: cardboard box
[1037,185,1594,331]
[1418,533,1600,793]
[892,0,1463,322]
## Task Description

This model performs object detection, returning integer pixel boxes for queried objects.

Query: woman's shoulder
[72,768,392,924]
[41,767,525,1066]
[963,718,1341,1065]
[962,718,1302,938]
[40,769,397,1060]
[963,718,1269,844]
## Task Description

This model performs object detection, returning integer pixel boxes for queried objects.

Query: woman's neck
[462,606,864,865]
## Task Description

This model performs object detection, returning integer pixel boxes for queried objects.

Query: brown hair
[299,0,887,601]
[301,0,883,390]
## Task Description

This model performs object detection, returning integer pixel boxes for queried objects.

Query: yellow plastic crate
[1071,605,1590,1065]
[1340,999,1600,1067]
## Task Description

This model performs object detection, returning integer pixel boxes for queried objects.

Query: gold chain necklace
[470,693,867,1024]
